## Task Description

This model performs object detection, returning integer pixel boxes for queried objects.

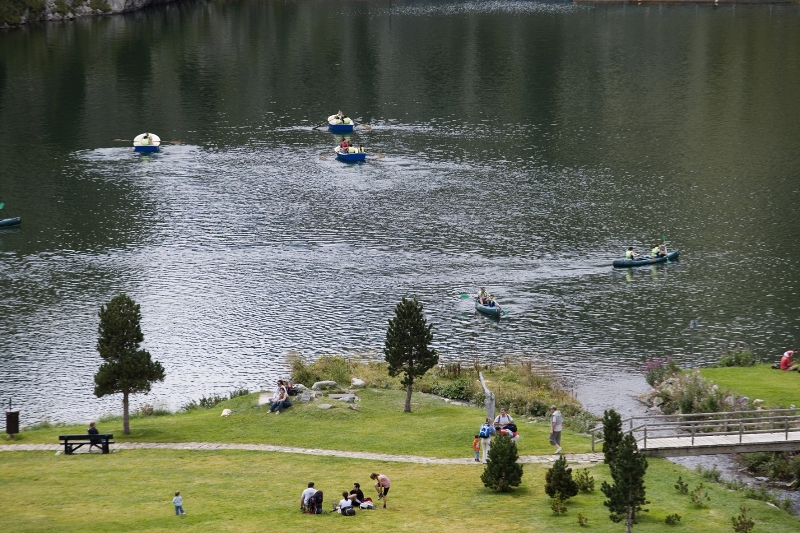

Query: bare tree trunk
[123,391,130,435]
[626,507,632,533]
[404,382,413,412]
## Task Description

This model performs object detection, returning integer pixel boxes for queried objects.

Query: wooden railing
[590,408,800,452]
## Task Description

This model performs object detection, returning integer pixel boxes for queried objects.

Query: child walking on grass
[173,491,186,516]
[472,435,481,462]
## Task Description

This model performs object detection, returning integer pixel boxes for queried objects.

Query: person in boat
[339,139,350,151]
[487,294,497,308]
[141,132,151,146]
[477,287,488,305]
[651,245,666,258]
[625,247,640,261]
[342,115,352,125]
[358,145,365,153]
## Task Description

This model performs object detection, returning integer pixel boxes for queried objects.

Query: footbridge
[590,408,800,458]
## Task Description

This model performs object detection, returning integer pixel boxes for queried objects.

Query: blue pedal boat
[334,147,367,162]
[328,114,355,134]
[133,133,161,153]
[0,217,21,227]
[612,250,679,268]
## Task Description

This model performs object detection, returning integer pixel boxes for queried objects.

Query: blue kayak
[613,250,679,268]
[334,148,367,162]
[475,298,503,317]
[0,217,21,227]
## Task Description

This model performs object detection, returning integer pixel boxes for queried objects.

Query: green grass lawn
[2,449,798,533]
[699,365,800,408]
[10,389,593,458]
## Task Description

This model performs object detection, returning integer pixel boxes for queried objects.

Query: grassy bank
[9,389,593,458]
[3,449,799,532]
[699,365,799,408]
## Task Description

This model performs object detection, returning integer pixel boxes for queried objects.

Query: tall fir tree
[94,294,165,434]
[601,433,649,533]
[480,434,523,492]
[544,455,579,500]
[602,408,623,466]
[384,297,438,412]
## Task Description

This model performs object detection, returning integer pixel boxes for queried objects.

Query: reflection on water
[1,1,800,425]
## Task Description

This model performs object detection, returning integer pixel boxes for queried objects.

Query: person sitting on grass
[335,491,354,513]
[300,482,318,513]
[779,350,798,371]
[348,482,364,504]
[268,380,292,414]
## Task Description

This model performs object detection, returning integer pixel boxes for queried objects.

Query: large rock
[336,394,359,404]
[317,404,334,410]
[351,378,366,388]
[312,381,340,391]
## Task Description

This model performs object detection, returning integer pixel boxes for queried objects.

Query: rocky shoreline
[1,0,182,29]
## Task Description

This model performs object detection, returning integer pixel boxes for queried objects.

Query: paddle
[355,122,372,130]
[460,293,471,299]
[662,233,670,263]
[372,153,385,159]
[312,121,329,130]
[112,138,183,145]
[320,154,329,161]
[0,202,4,211]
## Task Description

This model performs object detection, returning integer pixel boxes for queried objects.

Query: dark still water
[1,0,800,425]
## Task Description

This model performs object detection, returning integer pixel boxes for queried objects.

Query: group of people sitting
[331,110,353,125]
[300,473,390,515]
[477,287,498,307]
[338,139,365,154]
[267,379,294,414]
[625,244,667,260]
[772,349,799,371]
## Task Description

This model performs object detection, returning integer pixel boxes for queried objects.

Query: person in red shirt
[779,350,798,371]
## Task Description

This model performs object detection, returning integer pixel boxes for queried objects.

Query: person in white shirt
[494,408,513,429]
[300,482,317,512]
[550,405,563,454]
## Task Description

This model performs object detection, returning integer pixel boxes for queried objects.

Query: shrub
[545,456,579,500]
[574,469,595,493]
[643,356,681,386]
[131,403,171,418]
[431,378,476,401]
[480,434,523,492]
[550,492,567,515]
[228,387,250,399]
[717,347,755,368]
[696,464,722,483]
[665,513,681,525]
[689,484,711,507]
[289,354,352,387]
[577,512,588,526]
[566,411,596,434]
[731,507,754,533]
[675,476,689,494]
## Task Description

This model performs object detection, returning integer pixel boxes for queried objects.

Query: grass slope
[11,390,593,457]
[699,365,800,408]
[2,450,798,532]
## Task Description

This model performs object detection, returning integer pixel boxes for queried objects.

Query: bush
[689,484,711,507]
[716,347,755,368]
[550,493,568,515]
[665,513,681,525]
[675,476,689,495]
[731,507,754,533]
[696,464,722,483]
[545,456,579,500]
[431,378,476,401]
[131,403,171,418]
[229,387,250,399]
[574,469,595,493]
[643,356,681,386]
[577,512,588,526]
[289,355,352,387]
[480,434,523,492]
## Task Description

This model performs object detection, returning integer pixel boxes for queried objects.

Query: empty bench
[58,434,114,454]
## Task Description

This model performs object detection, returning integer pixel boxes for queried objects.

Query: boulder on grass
[351,378,366,388]
[312,381,340,391]
[317,404,334,410]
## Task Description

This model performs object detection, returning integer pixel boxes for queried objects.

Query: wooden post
[478,372,495,422]
[643,426,647,450]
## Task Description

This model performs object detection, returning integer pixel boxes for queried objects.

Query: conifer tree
[94,294,165,434]
[601,433,649,533]
[602,408,623,466]
[545,455,579,500]
[384,297,438,412]
[480,434,523,492]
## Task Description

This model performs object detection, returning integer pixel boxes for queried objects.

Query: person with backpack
[300,482,317,513]
[478,418,496,463]
[335,491,356,515]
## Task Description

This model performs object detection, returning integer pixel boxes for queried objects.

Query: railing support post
[643,426,647,450]
[691,422,695,445]
[739,421,743,443]
[786,417,790,440]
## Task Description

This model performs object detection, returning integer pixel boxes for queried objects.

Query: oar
[355,122,372,130]
[112,139,182,145]
[662,233,670,263]
[312,121,329,130]
[372,153,385,159]
[460,293,471,299]
[0,202,4,210]
[320,154,329,161]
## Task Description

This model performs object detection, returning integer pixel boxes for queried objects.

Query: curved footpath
[0,442,603,464]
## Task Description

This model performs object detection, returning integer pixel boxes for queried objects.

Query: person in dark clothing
[87,422,102,452]
[348,482,365,504]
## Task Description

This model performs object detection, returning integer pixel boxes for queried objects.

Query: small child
[472,434,481,462]
[173,491,186,516]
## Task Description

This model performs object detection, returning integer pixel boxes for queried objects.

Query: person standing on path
[172,491,186,516]
[479,418,496,463]
[472,434,481,462]
[370,473,390,508]
[550,405,563,455]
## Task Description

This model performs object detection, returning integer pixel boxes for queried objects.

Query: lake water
[1,0,800,425]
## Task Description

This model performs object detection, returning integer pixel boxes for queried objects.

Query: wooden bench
[58,434,114,454]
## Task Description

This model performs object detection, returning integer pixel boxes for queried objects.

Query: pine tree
[94,294,165,434]
[480,434,523,492]
[545,455,579,500]
[384,297,438,412]
[601,433,649,533]
[602,408,623,466]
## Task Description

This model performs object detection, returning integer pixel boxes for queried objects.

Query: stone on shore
[351,378,366,388]
[312,381,340,391]
[317,404,334,410]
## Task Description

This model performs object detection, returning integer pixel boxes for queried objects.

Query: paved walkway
[0,442,604,465]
